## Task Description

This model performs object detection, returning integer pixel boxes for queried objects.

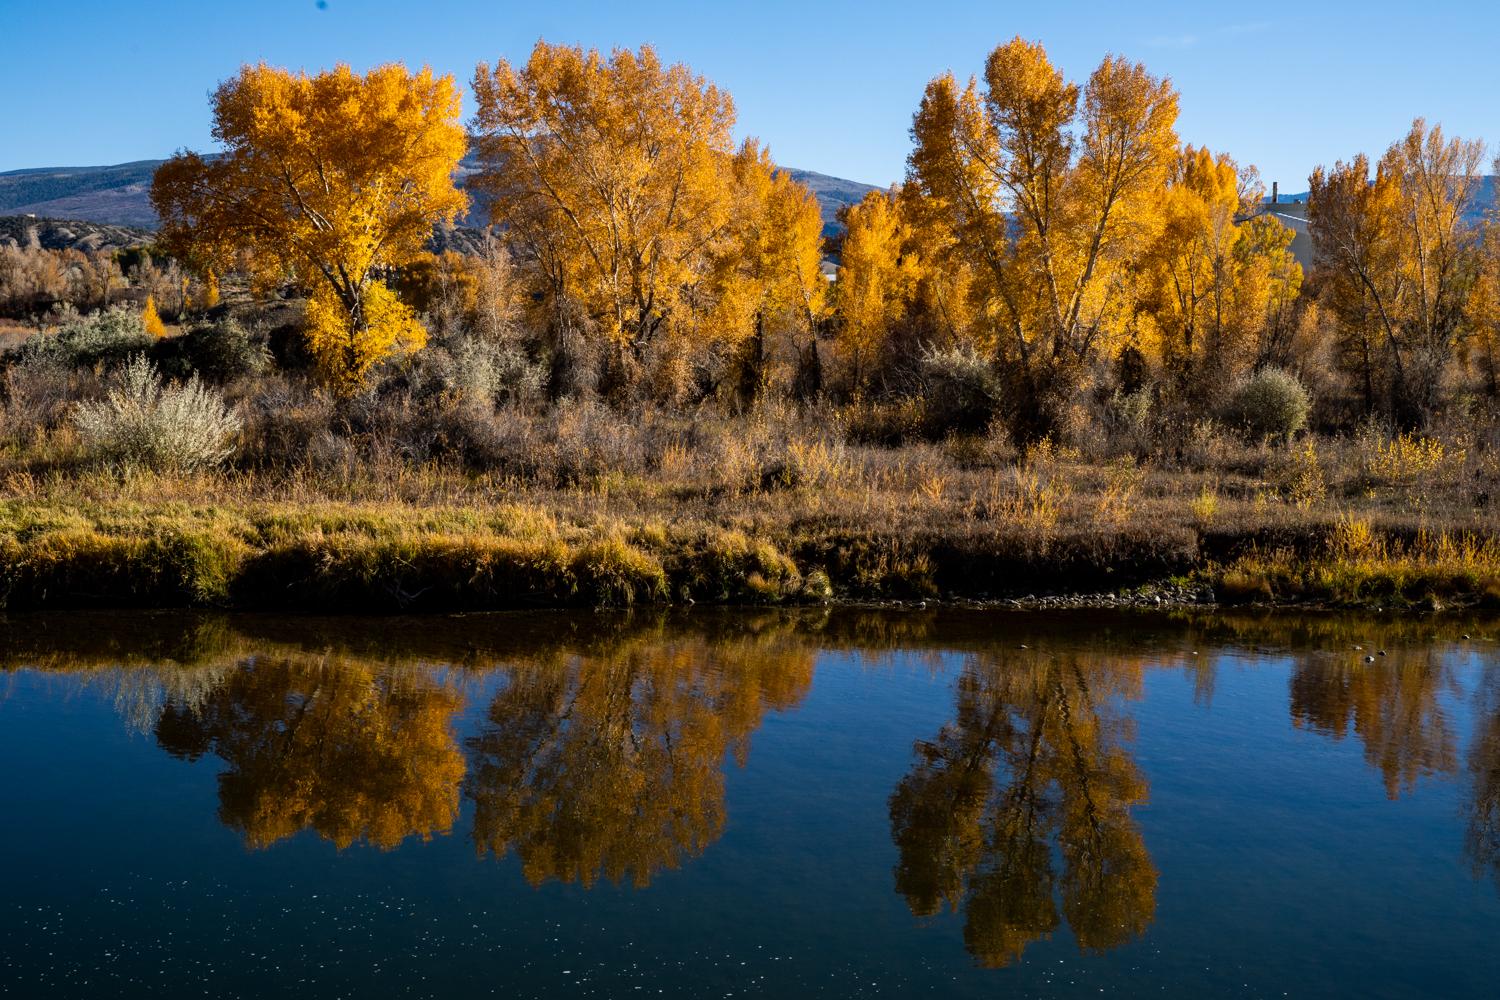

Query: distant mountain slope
[0,155,882,238]
[0,215,153,253]
[0,161,161,228]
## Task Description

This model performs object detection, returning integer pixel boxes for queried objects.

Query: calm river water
[2,608,1498,998]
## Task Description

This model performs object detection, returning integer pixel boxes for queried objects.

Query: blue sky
[2,0,1496,190]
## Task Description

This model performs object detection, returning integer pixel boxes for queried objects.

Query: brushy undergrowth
[5,307,1500,612]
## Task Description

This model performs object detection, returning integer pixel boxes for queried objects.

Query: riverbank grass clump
[1216,518,1500,608]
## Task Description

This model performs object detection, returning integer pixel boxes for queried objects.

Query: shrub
[15,306,153,369]
[303,281,425,394]
[1273,439,1326,509]
[842,397,926,446]
[235,374,337,471]
[1362,431,1456,486]
[1101,388,1153,455]
[2,359,100,438]
[1189,483,1219,523]
[154,317,271,383]
[1223,367,1310,440]
[72,355,241,471]
[448,336,546,405]
[916,343,1003,434]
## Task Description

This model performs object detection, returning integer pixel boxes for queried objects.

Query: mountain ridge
[0,155,882,237]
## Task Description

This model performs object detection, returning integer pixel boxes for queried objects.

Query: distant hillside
[781,169,881,236]
[0,154,882,239]
[0,215,153,253]
[0,161,161,228]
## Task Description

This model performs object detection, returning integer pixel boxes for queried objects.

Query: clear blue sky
[2,0,1496,191]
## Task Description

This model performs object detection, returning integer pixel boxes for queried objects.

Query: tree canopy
[151,62,468,391]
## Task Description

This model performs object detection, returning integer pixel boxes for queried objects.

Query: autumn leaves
[843,39,1303,437]
[150,45,825,397]
[151,64,467,391]
[148,39,1308,425]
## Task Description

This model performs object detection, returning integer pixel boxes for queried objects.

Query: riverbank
[2,491,1497,612]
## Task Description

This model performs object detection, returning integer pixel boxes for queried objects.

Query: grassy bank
[5,307,1500,612]
[1,482,1497,612]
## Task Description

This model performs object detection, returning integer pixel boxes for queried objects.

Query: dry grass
[0,406,1494,610]
[3,305,1500,609]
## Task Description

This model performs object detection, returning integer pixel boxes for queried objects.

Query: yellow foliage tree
[835,189,917,385]
[151,62,468,392]
[1467,210,1500,395]
[141,295,166,338]
[833,183,981,391]
[471,41,820,385]
[1135,146,1302,391]
[471,43,734,353]
[1308,119,1484,422]
[908,37,1179,435]
[717,140,828,405]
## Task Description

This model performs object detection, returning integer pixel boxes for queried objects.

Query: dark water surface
[2,608,1499,998]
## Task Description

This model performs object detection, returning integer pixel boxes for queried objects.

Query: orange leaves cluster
[1134,145,1301,385]
[909,38,1180,373]
[828,36,1304,428]
[1309,120,1484,417]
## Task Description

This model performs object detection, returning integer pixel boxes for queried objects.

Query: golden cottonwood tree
[836,190,916,385]
[1135,146,1302,392]
[721,141,827,406]
[151,63,468,392]
[470,43,735,353]
[1308,119,1483,422]
[908,37,1179,434]
[1466,222,1500,394]
[471,42,824,399]
[833,184,979,390]
[1464,158,1500,395]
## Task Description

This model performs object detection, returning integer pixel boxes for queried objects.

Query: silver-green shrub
[72,355,241,471]
[450,336,547,405]
[19,305,154,369]
[1224,367,1311,440]
[917,343,1004,433]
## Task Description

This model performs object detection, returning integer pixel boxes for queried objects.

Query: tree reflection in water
[155,654,466,850]
[464,633,814,887]
[138,619,815,877]
[12,608,1500,924]
[1468,670,1500,887]
[1289,646,1459,798]
[888,650,1157,967]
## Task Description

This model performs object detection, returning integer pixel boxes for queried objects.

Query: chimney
[1271,181,1278,206]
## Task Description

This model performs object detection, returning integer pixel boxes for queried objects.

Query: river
[1,608,1497,998]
